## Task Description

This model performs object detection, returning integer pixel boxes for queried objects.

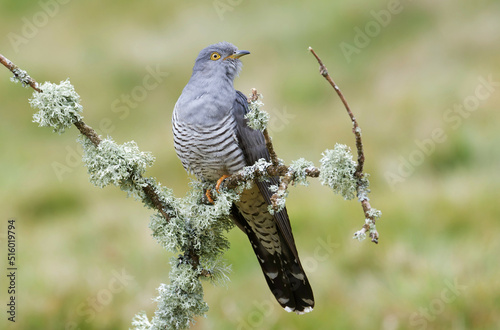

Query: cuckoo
[172,42,314,314]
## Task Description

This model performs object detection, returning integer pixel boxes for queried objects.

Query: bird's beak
[225,50,250,60]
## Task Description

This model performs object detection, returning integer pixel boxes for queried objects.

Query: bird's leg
[205,189,215,204]
[215,174,230,192]
[204,175,230,205]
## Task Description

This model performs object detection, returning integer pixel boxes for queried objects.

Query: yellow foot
[205,189,215,204]
[205,175,230,204]
[216,174,230,193]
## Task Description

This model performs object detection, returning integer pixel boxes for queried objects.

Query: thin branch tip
[309,48,379,244]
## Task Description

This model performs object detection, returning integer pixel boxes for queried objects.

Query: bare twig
[308,47,365,177]
[305,167,321,177]
[308,47,378,244]
[248,88,260,103]
[73,120,102,147]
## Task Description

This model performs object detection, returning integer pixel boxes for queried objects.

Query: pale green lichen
[245,93,269,131]
[136,178,177,214]
[367,208,382,220]
[237,158,273,186]
[202,257,232,287]
[356,173,371,202]
[268,183,288,215]
[353,229,367,241]
[148,261,208,330]
[30,79,83,134]
[353,213,380,242]
[319,144,357,200]
[289,158,316,187]
[267,158,315,215]
[140,180,238,329]
[79,135,154,189]
[10,67,31,87]
[174,181,236,258]
[131,311,153,330]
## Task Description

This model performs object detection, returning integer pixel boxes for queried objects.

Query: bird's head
[192,42,250,80]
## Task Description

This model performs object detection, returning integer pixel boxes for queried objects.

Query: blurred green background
[1,0,499,329]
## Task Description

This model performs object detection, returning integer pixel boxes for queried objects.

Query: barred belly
[172,111,247,181]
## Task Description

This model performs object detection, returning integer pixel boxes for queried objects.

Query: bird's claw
[205,189,215,204]
[204,175,230,205]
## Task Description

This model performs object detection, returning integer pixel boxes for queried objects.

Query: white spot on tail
[278,297,290,304]
[266,271,278,279]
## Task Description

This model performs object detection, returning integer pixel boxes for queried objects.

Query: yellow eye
[210,52,221,61]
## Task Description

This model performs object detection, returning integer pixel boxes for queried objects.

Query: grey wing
[232,91,299,259]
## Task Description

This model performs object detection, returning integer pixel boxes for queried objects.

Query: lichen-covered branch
[245,88,280,167]
[1,54,172,224]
